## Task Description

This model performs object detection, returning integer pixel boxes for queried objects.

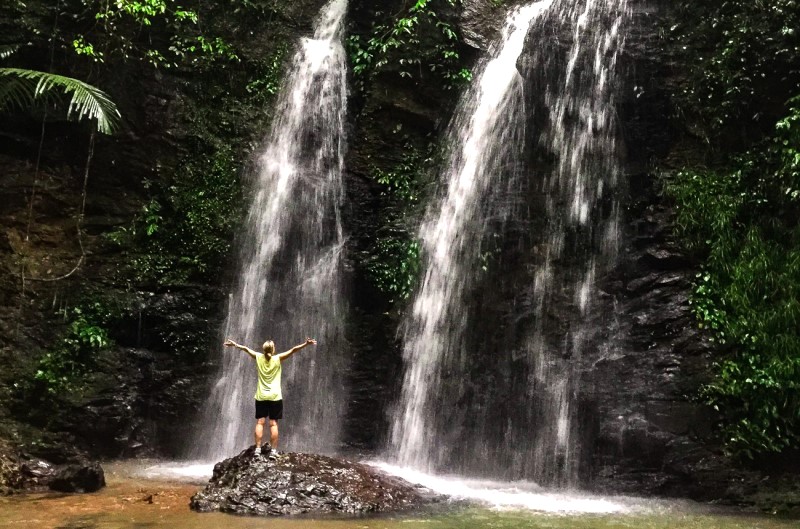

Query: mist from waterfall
[190,0,349,461]
[390,0,630,486]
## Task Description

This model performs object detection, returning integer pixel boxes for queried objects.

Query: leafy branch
[348,0,471,91]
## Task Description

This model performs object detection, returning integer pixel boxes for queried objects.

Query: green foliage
[668,99,800,457]
[0,67,121,134]
[69,0,239,67]
[109,147,243,284]
[32,306,111,396]
[363,139,436,301]
[668,0,800,456]
[347,0,471,91]
[366,236,421,302]
[669,0,800,135]
[370,138,434,204]
[775,100,800,202]
[245,43,290,102]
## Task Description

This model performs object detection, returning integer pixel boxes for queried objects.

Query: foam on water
[107,460,215,484]
[370,461,637,514]
[127,459,638,514]
[111,459,728,520]
[140,462,215,482]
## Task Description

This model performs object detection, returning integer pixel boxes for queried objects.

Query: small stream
[1,461,795,529]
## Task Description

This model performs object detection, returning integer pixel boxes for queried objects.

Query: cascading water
[191,0,349,461]
[390,0,554,472]
[390,0,629,486]
[524,0,630,486]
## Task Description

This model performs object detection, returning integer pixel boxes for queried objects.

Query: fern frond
[0,68,121,134]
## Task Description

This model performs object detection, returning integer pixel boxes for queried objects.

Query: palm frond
[0,68,121,134]
[0,74,36,110]
[0,45,20,59]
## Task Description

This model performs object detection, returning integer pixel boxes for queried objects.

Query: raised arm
[277,337,317,362]
[223,339,258,360]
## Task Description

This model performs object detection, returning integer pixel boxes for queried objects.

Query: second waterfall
[391,0,629,486]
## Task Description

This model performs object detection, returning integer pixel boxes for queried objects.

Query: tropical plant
[108,147,243,285]
[70,0,239,68]
[667,99,800,457]
[0,59,122,282]
[366,234,421,303]
[669,0,800,137]
[0,44,19,59]
[26,306,111,396]
[347,0,471,92]
[0,68,120,134]
[665,0,800,458]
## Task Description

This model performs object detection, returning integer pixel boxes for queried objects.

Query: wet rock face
[191,448,438,516]
[6,451,105,493]
[49,461,106,493]
[459,0,506,50]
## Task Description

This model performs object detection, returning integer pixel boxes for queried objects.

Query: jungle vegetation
[667,0,800,458]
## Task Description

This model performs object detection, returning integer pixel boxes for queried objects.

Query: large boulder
[49,461,106,493]
[1,445,105,494]
[190,447,439,516]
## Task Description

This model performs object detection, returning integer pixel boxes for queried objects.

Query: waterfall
[524,0,630,486]
[390,0,554,472]
[191,0,349,461]
[390,0,629,486]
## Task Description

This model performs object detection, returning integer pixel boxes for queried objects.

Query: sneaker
[268,449,279,460]
[254,446,262,457]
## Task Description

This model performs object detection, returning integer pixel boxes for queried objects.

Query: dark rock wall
[341,0,473,451]
[512,0,774,500]
[499,0,736,496]
[576,0,728,497]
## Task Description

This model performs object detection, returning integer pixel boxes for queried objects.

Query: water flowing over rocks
[190,448,439,516]
[195,0,350,461]
[1,0,799,514]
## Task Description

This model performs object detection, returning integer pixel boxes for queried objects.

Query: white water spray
[391,0,630,486]
[191,0,349,461]
[525,0,630,485]
[390,0,554,472]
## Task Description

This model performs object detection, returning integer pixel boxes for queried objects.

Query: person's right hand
[223,339,236,347]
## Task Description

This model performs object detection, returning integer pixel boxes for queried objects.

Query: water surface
[0,462,794,529]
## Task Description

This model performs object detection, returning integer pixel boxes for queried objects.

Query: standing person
[223,337,317,458]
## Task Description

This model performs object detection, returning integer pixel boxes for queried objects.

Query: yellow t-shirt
[254,354,282,401]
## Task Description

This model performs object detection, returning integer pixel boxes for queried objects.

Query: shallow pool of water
[0,460,795,529]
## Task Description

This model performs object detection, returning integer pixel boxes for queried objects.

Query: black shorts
[255,399,283,420]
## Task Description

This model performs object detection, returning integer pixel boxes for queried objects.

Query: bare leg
[255,417,266,448]
[269,419,279,449]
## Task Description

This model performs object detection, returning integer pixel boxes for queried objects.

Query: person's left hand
[305,337,317,346]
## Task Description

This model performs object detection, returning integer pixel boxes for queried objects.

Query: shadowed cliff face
[505,0,751,498]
